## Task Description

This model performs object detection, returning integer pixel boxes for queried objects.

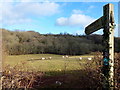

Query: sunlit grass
[4,54,94,72]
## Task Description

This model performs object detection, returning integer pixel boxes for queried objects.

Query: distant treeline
[2,29,120,55]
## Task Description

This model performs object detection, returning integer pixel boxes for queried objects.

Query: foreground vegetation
[1,53,120,88]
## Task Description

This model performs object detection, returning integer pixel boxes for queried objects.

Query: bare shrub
[75,52,103,88]
[82,52,102,88]
[82,52,120,89]
[115,53,120,89]
[2,62,45,89]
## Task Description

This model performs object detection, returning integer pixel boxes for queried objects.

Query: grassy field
[2,53,120,88]
[4,54,94,72]
[3,54,102,88]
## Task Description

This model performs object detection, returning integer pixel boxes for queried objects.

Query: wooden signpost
[85,3,115,89]
[85,16,104,35]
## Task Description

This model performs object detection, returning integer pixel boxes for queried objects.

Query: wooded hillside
[1,28,120,55]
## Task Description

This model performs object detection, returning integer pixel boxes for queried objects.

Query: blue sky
[0,1,119,36]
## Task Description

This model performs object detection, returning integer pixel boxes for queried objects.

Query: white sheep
[41,57,45,60]
[88,57,92,60]
[79,57,82,60]
[65,55,69,58]
[62,56,65,58]
[48,57,52,60]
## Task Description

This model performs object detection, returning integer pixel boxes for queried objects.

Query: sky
[0,1,119,37]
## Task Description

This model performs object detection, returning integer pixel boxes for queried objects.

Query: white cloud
[0,2,60,26]
[56,17,68,26]
[18,0,33,2]
[16,2,60,16]
[0,0,14,2]
[0,0,33,2]
[0,0,52,2]
[56,14,95,28]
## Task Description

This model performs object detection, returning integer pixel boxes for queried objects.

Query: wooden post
[103,3,114,89]
[85,3,115,89]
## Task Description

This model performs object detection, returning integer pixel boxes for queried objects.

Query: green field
[3,54,102,88]
[5,54,94,72]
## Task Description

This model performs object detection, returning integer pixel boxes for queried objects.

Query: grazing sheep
[48,57,52,60]
[41,57,45,60]
[62,55,69,59]
[79,57,82,60]
[65,55,69,58]
[88,57,92,60]
[62,56,65,58]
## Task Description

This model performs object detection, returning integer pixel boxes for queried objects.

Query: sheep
[79,57,82,60]
[65,55,69,58]
[62,55,69,59]
[41,57,45,60]
[48,57,52,60]
[88,57,92,60]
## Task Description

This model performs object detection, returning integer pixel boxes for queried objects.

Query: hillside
[1,28,120,55]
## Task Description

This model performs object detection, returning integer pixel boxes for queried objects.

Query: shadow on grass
[33,69,102,88]
[2,69,102,89]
